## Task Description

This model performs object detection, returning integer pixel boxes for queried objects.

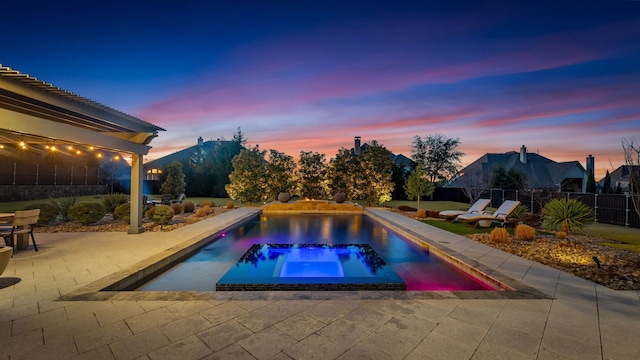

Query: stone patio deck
[0,207,638,359]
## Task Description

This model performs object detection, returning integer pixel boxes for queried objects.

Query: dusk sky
[2,0,639,179]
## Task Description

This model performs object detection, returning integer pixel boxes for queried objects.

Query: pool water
[137,214,496,291]
[216,244,406,291]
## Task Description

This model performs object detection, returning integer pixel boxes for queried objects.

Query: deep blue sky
[2,0,639,178]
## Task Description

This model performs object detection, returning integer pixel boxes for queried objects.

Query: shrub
[171,203,183,215]
[542,198,594,233]
[510,205,530,220]
[145,206,156,220]
[201,200,215,207]
[101,193,129,213]
[556,231,567,239]
[515,224,536,241]
[183,201,195,213]
[114,203,131,223]
[23,203,58,225]
[426,210,440,218]
[398,205,417,211]
[50,196,78,221]
[489,227,511,244]
[151,205,174,225]
[416,209,427,219]
[226,201,235,209]
[68,202,106,225]
[194,205,212,217]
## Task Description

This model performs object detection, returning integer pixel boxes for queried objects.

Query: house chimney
[197,137,203,146]
[586,154,595,175]
[520,145,527,163]
[354,136,361,155]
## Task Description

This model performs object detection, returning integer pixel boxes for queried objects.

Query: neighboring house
[600,165,640,192]
[448,145,588,192]
[350,136,415,174]
[143,137,243,180]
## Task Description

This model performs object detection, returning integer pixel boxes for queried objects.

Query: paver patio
[0,207,638,359]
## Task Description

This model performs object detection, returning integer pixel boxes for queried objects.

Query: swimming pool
[137,213,497,291]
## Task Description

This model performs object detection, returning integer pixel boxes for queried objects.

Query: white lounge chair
[439,199,491,221]
[455,200,521,228]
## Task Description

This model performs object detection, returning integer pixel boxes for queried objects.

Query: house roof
[603,165,640,182]
[448,147,586,189]
[0,65,164,155]
[144,139,241,170]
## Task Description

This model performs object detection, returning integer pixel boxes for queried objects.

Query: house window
[146,168,162,181]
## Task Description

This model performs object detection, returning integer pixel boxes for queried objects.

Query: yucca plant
[541,198,594,233]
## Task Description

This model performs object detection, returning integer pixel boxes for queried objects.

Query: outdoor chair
[438,198,491,221]
[171,193,186,204]
[0,209,40,254]
[160,194,172,205]
[454,200,520,228]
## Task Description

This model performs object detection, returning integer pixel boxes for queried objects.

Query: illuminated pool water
[137,214,496,291]
[216,244,405,291]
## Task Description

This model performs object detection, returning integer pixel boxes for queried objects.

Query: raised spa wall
[262,199,364,213]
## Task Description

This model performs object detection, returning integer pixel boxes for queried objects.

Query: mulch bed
[390,209,640,291]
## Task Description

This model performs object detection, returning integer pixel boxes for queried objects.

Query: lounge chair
[171,193,186,204]
[455,200,521,228]
[438,199,491,221]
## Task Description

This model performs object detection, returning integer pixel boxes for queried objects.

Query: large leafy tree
[265,149,297,200]
[357,140,394,206]
[160,162,186,197]
[327,147,359,199]
[411,134,464,185]
[404,163,434,209]
[297,151,329,199]
[226,146,268,204]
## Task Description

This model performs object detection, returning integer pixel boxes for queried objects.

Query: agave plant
[541,198,594,233]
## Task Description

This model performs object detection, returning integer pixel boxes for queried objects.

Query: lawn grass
[582,222,640,252]
[421,219,497,235]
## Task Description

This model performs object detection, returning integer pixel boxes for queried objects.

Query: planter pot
[334,193,346,203]
[278,192,291,203]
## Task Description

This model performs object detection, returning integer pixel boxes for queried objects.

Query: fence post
[12,163,16,186]
[70,166,73,185]
[626,193,630,227]
[36,164,39,186]
[54,165,57,185]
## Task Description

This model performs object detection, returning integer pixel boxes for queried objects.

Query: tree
[586,170,596,193]
[457,166,491,204]
[404,163,434,209]
[225,146,268,204]
[160,162,186,197]
[265,149,297,200]
[297,151,329,199]
[391,163,410,200]
[411,134,464,186]
[327,147,359,199]
[232,126,247,146]
[622,137,640,218]
[602,170,612,194]
[490,166,527,190]
[357,140,394,206]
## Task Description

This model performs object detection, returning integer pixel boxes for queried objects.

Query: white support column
[128,153,145,234]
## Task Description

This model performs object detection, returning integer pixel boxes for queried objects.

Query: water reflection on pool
[138,214,496,291]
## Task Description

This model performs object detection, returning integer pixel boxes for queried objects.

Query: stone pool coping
[59,207,549,301]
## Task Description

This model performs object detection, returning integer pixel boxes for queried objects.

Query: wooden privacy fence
[483,189,640,228]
